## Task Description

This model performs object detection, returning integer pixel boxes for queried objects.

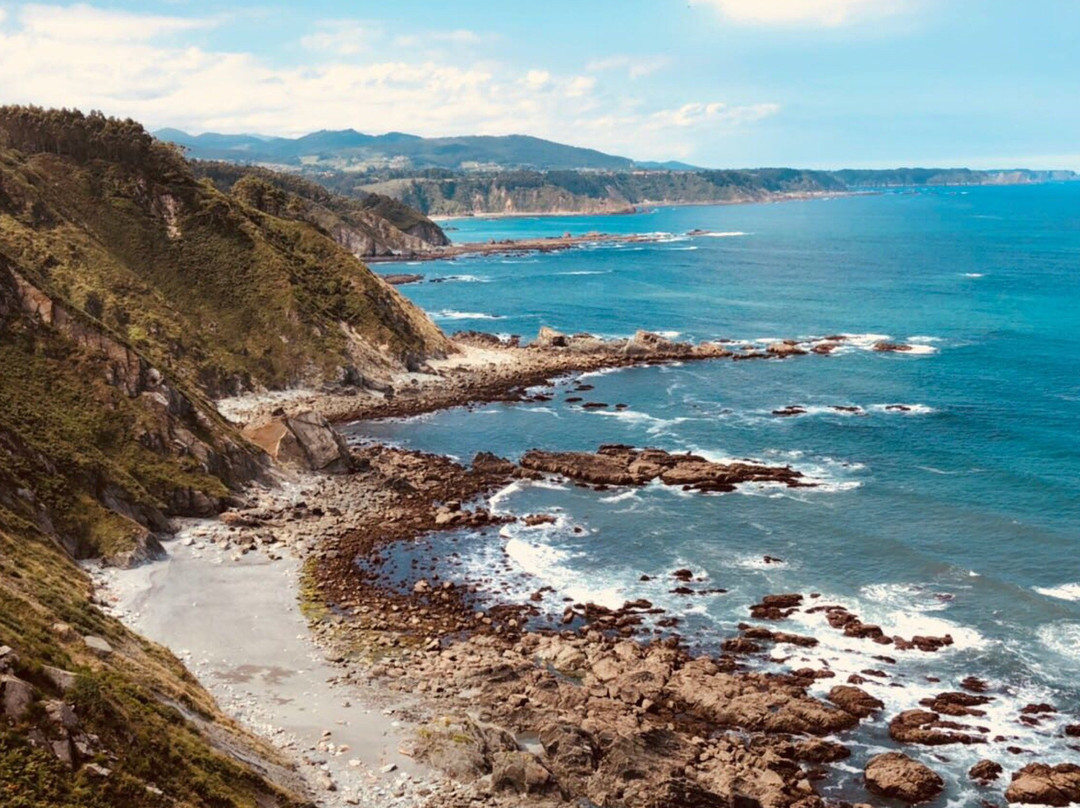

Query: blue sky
[0,1,1077,169]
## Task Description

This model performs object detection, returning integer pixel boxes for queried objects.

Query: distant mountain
[157,127,640,171]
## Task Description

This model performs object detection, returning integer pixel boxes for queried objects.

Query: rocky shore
[220,329,867,428]
[95,328,1076,808]
[156,427,1079,808]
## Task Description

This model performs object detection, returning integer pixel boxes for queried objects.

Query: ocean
[350,184,1080,804]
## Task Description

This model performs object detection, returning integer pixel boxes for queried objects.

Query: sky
[0,0,1078,169]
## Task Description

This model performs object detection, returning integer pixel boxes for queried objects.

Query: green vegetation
[0,106,457,805]
[0,106,450,398]
[191,160,448,252]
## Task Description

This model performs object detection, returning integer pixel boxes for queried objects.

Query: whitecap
[693,231,748,238]
[868,403,935,415]
[599,490,639,504]
[434,274,490,283]
[429,310,505,321]
[1038,622,1080,661]
[1034,583,1080,602]
[964,272,985,278]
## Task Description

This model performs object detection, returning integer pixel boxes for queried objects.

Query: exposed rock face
[864,752,944,804]
[519,445,812,493]
[669,661,858,735]
[242,410,351,473]
[1005,763,1080,806]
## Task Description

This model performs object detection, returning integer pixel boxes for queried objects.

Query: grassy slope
[0,516,306,808]
[191,161,450,251]
[0,112,455,805]
[0,147,450,397]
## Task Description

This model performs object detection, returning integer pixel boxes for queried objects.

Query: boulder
[865,752,944,804]
[243,410,351,473]
[1,675,35,720]
[1005,763,1080,806]
[0,645,16,673]
[491,750,557,795]
[534,326,568,348]
[827,685,884,718]
[82,636,113,657]
[794,738,851,763]
[625,330,675,356]
[969,759,1003,783]
[889,709,985,745]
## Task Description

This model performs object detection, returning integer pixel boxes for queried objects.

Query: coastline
[94,331,1079,808]
[425,190,866,223]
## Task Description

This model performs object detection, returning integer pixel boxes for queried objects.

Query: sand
[89,516,437,807]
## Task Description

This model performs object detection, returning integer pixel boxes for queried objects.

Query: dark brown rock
[969,759,1003,783]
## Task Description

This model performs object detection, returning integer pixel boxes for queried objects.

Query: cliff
[0,107,452,399]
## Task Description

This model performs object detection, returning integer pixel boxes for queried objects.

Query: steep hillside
[0,200,306,808]
[191,161,449,256]
[0,107,459,806]
[0,107,452,399]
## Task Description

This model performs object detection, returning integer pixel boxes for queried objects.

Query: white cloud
[523,69,551,89]
[649,101,781,128]
[0,4,778,163]
[586,55,670,79]
[694,0,907,27]
[301,21,381,56]
[17,3,214,41]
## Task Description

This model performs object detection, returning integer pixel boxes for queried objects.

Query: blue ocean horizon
[354,184,1080,803]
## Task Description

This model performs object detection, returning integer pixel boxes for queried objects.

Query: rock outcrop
[1005,763,1080,806]
[864,752,944,804]
[520,445,812,493]
[243,410,351,473]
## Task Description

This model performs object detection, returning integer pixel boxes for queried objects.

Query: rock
[766,342,808,358]
[379,763,397,774]
[873,342,914,352]
[535,326,568,348]
[772,406,807,416]
[865,752,944,804]
[625,330,677,356]
[0,646,16,673]
[243,410,351,473]
[491,751,556,795]
[519,445,812,493]
[969,759,1003,783]
[889,709,985,745]
[82,636,113,657]
[1,675,35,720]
[524,514,557,526]
[45,699,79,730]
[1064,724,1080,737]
[827,685,884,718]
[794,738,851,763]
[669,663,858,735]
[1005,763,1080,806]
[920,691,992,716]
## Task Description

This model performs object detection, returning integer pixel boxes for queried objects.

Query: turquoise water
[353,185,1080,803]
